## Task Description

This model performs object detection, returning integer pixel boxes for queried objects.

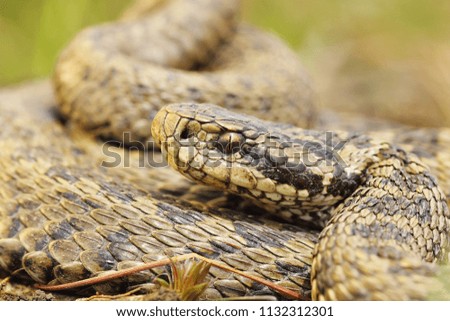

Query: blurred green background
[1,0,449,124]
[0,0,448,85]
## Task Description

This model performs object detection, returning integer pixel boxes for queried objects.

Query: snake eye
[217,132,244,154]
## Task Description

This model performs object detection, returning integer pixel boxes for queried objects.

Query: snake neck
[312,145,450,299]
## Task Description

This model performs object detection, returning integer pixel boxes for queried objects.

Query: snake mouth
[152,103,242,172]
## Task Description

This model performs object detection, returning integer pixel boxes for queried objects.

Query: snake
[0,0,449,300]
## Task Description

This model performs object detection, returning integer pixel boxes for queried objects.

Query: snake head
[152,103,358,210]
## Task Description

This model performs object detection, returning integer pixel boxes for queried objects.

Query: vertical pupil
[218,133,242,154]
[226,135,233,153]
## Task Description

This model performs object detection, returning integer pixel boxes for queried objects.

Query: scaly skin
[53,0,315,143]
[152,103,449,300]
[0,0,449,300]
[0,82,316,300]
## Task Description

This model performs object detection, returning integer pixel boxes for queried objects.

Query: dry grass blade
[35,253,304,300]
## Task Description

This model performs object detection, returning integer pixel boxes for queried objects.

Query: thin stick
[35,253,306,300]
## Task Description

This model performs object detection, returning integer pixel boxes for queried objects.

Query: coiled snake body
[0,0,449,300]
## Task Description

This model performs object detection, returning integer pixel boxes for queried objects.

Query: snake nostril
[180,128,190,139]
[179,121,201,140]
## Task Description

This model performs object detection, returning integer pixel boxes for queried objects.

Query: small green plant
[155,258,211,301]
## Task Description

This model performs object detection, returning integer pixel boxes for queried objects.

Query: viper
[0,0,449,300]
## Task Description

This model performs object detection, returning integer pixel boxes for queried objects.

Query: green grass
[0,0,131,85]
[0,0,448,85]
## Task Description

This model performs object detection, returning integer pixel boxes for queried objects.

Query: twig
[35,253,306,300]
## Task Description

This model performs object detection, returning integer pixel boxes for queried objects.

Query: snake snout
[150,108,166,148]
[152,103,201,147]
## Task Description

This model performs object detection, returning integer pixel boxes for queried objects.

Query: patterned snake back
[0,0,449,300]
